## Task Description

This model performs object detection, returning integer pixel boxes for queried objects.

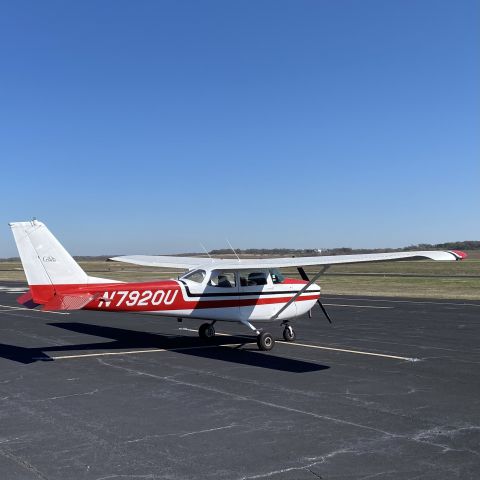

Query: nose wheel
[199,322,216,339]
[282,324,296,342]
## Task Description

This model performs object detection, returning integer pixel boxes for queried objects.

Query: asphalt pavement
[0,282,479,479]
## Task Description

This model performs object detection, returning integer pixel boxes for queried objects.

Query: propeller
[298,267,333,325]
[317,299,333,324]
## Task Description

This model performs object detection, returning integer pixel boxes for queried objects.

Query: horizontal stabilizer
[17,291,40,309]
[42,293,99,311]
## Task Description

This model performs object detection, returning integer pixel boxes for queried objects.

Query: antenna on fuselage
[226,239,241,262]
[199,242,213,262]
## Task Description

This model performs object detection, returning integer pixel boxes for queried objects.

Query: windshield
[181,269,206,283]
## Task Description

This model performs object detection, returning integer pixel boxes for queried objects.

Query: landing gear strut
[240,320,275,352]
[199,322,216,339]
[282,323,296,342]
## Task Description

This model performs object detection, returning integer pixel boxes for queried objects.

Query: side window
[269,268,285,284]
[239,270,269,287]
[209,271,237,288]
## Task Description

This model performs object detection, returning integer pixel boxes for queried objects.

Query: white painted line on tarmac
[44,349,170,360]
[178,328,418,361]
[180,328,234,336]
[282,341,419,361]
[322,303,393,309]
[321,297,480,307]
[0,287,28,293]
[44,335,418,362]
[32,327,420,362]
[0,304,70,315]
[37,343,256,361]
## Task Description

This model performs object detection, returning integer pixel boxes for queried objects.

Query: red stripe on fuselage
[28,280,320,312]
[180,294,320,310]
[282,278,308,285]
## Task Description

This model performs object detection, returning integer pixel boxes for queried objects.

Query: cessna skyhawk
[9,220,467,351]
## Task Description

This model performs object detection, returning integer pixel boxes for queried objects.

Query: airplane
[9,220,467,351]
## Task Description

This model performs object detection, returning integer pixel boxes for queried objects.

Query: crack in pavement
[0,446,50,480]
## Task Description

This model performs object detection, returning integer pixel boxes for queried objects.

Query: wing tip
[449,250,468,260]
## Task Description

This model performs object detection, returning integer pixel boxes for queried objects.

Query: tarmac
[0,281,479,479]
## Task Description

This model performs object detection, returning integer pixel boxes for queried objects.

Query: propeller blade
[297,267,309,281]
[297,267,333,325]
[317,300,333,324]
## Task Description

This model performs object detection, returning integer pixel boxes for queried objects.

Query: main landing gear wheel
[257,332,275,351]
[199,323,216,339]
[282,325,296,342]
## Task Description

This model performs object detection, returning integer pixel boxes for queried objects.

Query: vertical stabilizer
[9,220,89,303]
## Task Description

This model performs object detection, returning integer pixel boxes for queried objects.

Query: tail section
[9,220,116,306]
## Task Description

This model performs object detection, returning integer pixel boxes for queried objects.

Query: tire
[282,326,296,342]
[257,332,275,351]
[199,323,215,339]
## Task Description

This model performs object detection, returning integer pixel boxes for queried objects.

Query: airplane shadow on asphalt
[0,322,329,373]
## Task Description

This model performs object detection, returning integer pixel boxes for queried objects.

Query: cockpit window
[182,269,206,283]
[269,268,285,284]
[209,271,237,288]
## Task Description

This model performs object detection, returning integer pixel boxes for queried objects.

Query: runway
[0,282,479,479]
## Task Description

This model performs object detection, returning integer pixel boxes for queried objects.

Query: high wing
[109,255,212,269]
[110,250,467,270]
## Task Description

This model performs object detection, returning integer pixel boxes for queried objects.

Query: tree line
[209,240,480,256]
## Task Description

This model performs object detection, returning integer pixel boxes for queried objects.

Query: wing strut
[270,267,329,321]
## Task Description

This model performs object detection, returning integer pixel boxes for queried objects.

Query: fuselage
[30,267,320,323]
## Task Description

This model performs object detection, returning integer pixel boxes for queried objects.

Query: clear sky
[1,0,478,256]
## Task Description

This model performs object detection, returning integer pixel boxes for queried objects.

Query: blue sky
[1,0,478,256]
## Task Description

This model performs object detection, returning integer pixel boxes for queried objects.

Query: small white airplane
[9,220,467,351]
